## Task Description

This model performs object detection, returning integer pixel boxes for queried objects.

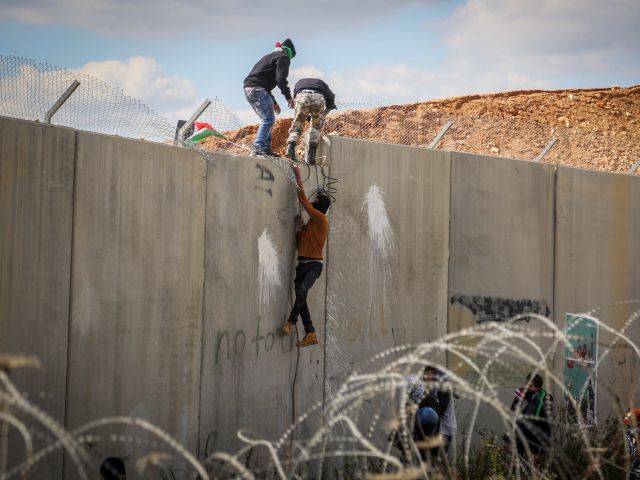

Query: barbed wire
[0,54,175,142]
[2,54,637,174]
[196,98,243,134]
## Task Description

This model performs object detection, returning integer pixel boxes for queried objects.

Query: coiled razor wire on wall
[0,54,241,145]
[3,54,638,175]
[0,54,176,142]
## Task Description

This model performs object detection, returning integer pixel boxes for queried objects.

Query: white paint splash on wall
[363,184,395,271]
[258,228,283,314]
[362,185,395,319]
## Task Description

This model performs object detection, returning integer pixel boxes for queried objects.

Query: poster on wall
[563,313,598,425]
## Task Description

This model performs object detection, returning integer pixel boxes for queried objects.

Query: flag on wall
[187,122,225,143]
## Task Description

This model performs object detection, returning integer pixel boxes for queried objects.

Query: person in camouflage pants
[285,78,336,164]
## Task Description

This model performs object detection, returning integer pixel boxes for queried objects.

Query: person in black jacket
[284,78,336,164]
[510,373,553,461]
[243,39,296,157]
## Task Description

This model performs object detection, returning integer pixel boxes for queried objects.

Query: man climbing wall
[281,164,331,347]
[284,77,336,164]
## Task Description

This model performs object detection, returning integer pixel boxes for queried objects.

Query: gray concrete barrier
[64,132,206,478]
[0,117,76,478]
[198,151,325,466]
[555,166,640,422]
[324,137,450,461]
[2,116,640,476]
[447,151,556,435]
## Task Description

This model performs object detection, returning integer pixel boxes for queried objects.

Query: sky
[1,0,639,126]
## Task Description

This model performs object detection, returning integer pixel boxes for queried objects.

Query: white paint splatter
[362,185,395,312]
[258,229,283,314]
[363,185,394,271]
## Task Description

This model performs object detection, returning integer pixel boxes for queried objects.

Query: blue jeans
[244,87,275,149]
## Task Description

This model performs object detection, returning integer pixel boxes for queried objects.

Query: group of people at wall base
[398,368,557,471]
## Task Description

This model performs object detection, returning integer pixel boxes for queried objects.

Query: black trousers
[288,261,323,333]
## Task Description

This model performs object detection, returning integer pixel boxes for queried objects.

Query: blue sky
[1,0,638,125]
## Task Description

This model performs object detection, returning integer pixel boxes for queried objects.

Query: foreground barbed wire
[2,305,639,479]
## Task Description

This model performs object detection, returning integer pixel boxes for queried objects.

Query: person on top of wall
[243,39,296,157]
[423,365,458,454]
[509,373,553,461]
[283,77,336,165]
[281,164,331,347]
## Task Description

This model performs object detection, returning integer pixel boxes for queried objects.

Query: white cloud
[445,0,640,85]
[0,0,432,37]
[74,57,196,101]
[0,56,188,139]
[71,56,199,124]
[236,108,260,125]
[292,64,437,103]
[287,0,639,106]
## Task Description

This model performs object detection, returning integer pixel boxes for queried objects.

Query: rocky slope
[201,85,640,174]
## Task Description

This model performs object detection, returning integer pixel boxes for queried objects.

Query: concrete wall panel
[555,167,640,421]
[325,136,451,395]
[447,152,556,434]
[198,153,325,463]
[65,132,206,478]
[3,114,640,474]
[0,117,75,478]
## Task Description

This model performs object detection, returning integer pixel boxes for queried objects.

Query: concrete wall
[0,117,75,478]
[2,115,640,476]
[325,137,450,425]
[198,152,325,465]
[555,166,640,420]
[447,152,556,434]
[64,132,206,478]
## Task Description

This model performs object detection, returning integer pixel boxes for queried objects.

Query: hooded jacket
[244,51,292,101]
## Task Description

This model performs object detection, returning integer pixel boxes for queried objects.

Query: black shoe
[263,147,279,157]
[307,145,317,165]
[284,142,298,161]
[250,145,267,157]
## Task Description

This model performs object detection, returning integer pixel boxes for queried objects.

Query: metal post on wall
[176,99,211,144]
[427,120,454,149]
[44,80,80,124]
[535,137,558,162]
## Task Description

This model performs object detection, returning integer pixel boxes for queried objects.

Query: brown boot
[296,332,318,347]
[281,322,294,335]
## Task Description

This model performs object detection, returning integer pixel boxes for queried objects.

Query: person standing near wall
[423,365,457,454]
[244,39,296,157]
[281,164,331,347]
[510,373,553,462]
[284,78,336,164]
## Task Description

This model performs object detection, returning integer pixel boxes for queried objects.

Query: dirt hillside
[201,86,640,174]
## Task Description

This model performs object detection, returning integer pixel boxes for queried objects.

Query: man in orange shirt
[281,164,331,347]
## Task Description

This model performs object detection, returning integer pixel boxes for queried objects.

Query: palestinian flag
[187,122,225,143]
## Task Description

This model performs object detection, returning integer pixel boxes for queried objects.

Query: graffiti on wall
[254,163,274,196]
[213,320,295,364]
[563,313,598,425]
[449,294,551,323]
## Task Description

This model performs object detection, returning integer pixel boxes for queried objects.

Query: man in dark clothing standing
[284,78,336,164]
[244,39,296,157]
[510,373,553,460]
[281,164,330,348]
